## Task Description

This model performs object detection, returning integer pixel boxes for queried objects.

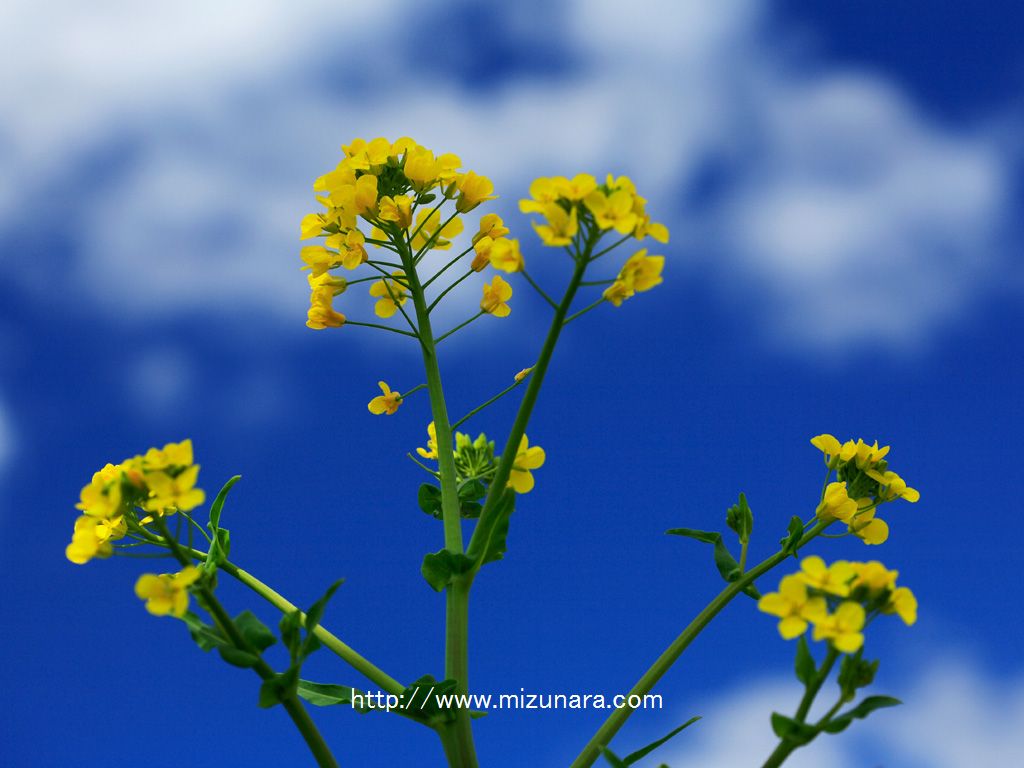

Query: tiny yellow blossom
[369,272,410,318]
[519,177,563,214]
[867,469,921,503]
[142,439,195,470]
[307,286,346,329]
[300,246,337,277]
[404,149,440,189]
[456,171,496,213]
[324,230,368,270]
[65,515,122,564]
[816,481,859,522]
[481,275,513,317]
[417,422,438,460]
[532,203,578,246]
[300,213,324,239]
[75,464,124,518]
[757,574,828,639]
[811,433,843,465]
[798,555,856,597]
[307,272,347,292]
[849,504,889,545]
[378,195,414,229]
[471,236,496,272]
[619,249,663,292]
[812,601,866,653]
[508,435,545,493]
[410,209,464,252]
[884,586,918,626]
[144,464,205,514]
[353,174,379,217]
[602,280,633,307]
[514,367,533,382]
[852,561,899,593]
[489,238,524,273]
[584,188,638,234]
[368,381,403,416]
[556,173,597,201]
[135,565,201,618]
[473,213,510,244]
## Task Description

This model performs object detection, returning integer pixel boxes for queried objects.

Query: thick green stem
[760,649,839,768]
[569,521,830,768]
[400,238,478,767]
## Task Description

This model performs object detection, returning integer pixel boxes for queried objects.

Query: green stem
[451,376,529,431]
[428,269,476,313]
[399,237,479,767]
[345,320,418,338]
[520,267,558,309]
[466,246,592,565]
[760,649,840,768]
[563,296,606,326]
[568,520,831,768]
[182,546,405,696]
[156,521,339,768]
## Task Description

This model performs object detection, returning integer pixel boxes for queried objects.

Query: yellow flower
[473,213,509,244]
[307,272,347,292]
[410,209,464,252]
[144,464,205,514]
[852,561,899,593]
[135,565,201,618]
[471,235,496,272]
[417,422,438,460]
[142,439,194,471]
[390,136,418,158]
[300,213,324,239]
[798,555,856,597]
[532,203,578,246]
[353,174,379,217]
[324,229,368,270]
[369,272,410,318]
[65,515,123,564]
[812,601,866,653]
[619,249,664,291]
[489,238,524,273]
[404,148,440,189]
[584,188,638,234]
[848,504,889,545]
[75,464,124,518]
[758,574,827,639]
[884,586,918,626]
[634,215,670,243]
[437,153,463,184]
[300,246,337,277]
[514,367,533,382]
[368,381,403,416]
[556,173,597,201]
[378,195,414,229]
[481,275,513,317]
[456,171,496,213]
[508,435,545,493]
[867,469,921,503]
[307,286,346,329]
[815,481,858,522]
[602,280,633,307]
[810,433,843,465]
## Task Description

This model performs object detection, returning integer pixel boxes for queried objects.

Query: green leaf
[258,667,300,709]
[234,610,276,652]
[218,646,259,668]
[794,636,816,686]
[726,493,753,543]
[305,579,344,636]
[458,480,487,502]
[400,675,459,722]
[182,611,227,651]
[780,516,804,557]
[296,680,371,712]
[824,695,901,734]
[279,609,303,656]
[599,747,629,768]
[837,650,879,700]
[421,549,475,592]
[770,712,818,746]
[622,715,701,764]
[418,483,443,519]
[416,193,437,204]
[666,528,759,599]
[208,475,241,531]
[480,490,514,566]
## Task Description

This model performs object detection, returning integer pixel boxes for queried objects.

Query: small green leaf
[204,475,241,574]
[838,650,879,700]
[599,747,629,768]
[421,550,475,592]
[258,667,300,708]
[621,715,701,764]
[234,610,276,652]
[842,695,902,720]
[416,193,437,204]
[770,712,818,746]
[280,609,303,656]
[458,480,487,502]
[780,516,804,556]
[182,611,227,651]
[794,636,816,686]
[305,579,344,636]
[666,528,759,599]
[218,646,259,668]
[418,483,443,519]
[297,680,371,712]
[726,492,753,543]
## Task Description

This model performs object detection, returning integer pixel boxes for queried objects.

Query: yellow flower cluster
[66,439,205,565]
[135,565,201,617]
[519,173,669,247]
[602,249,665,307]
[758,556,917,653]
[300,137,501,327]
[810,434,920,545]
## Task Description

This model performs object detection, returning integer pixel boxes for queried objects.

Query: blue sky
[2,1,1023,766]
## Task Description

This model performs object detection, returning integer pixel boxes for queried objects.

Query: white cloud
[0,0,1014,350]
[661,659,1024,768]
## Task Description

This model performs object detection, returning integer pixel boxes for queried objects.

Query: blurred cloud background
[2,1,1022,766]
